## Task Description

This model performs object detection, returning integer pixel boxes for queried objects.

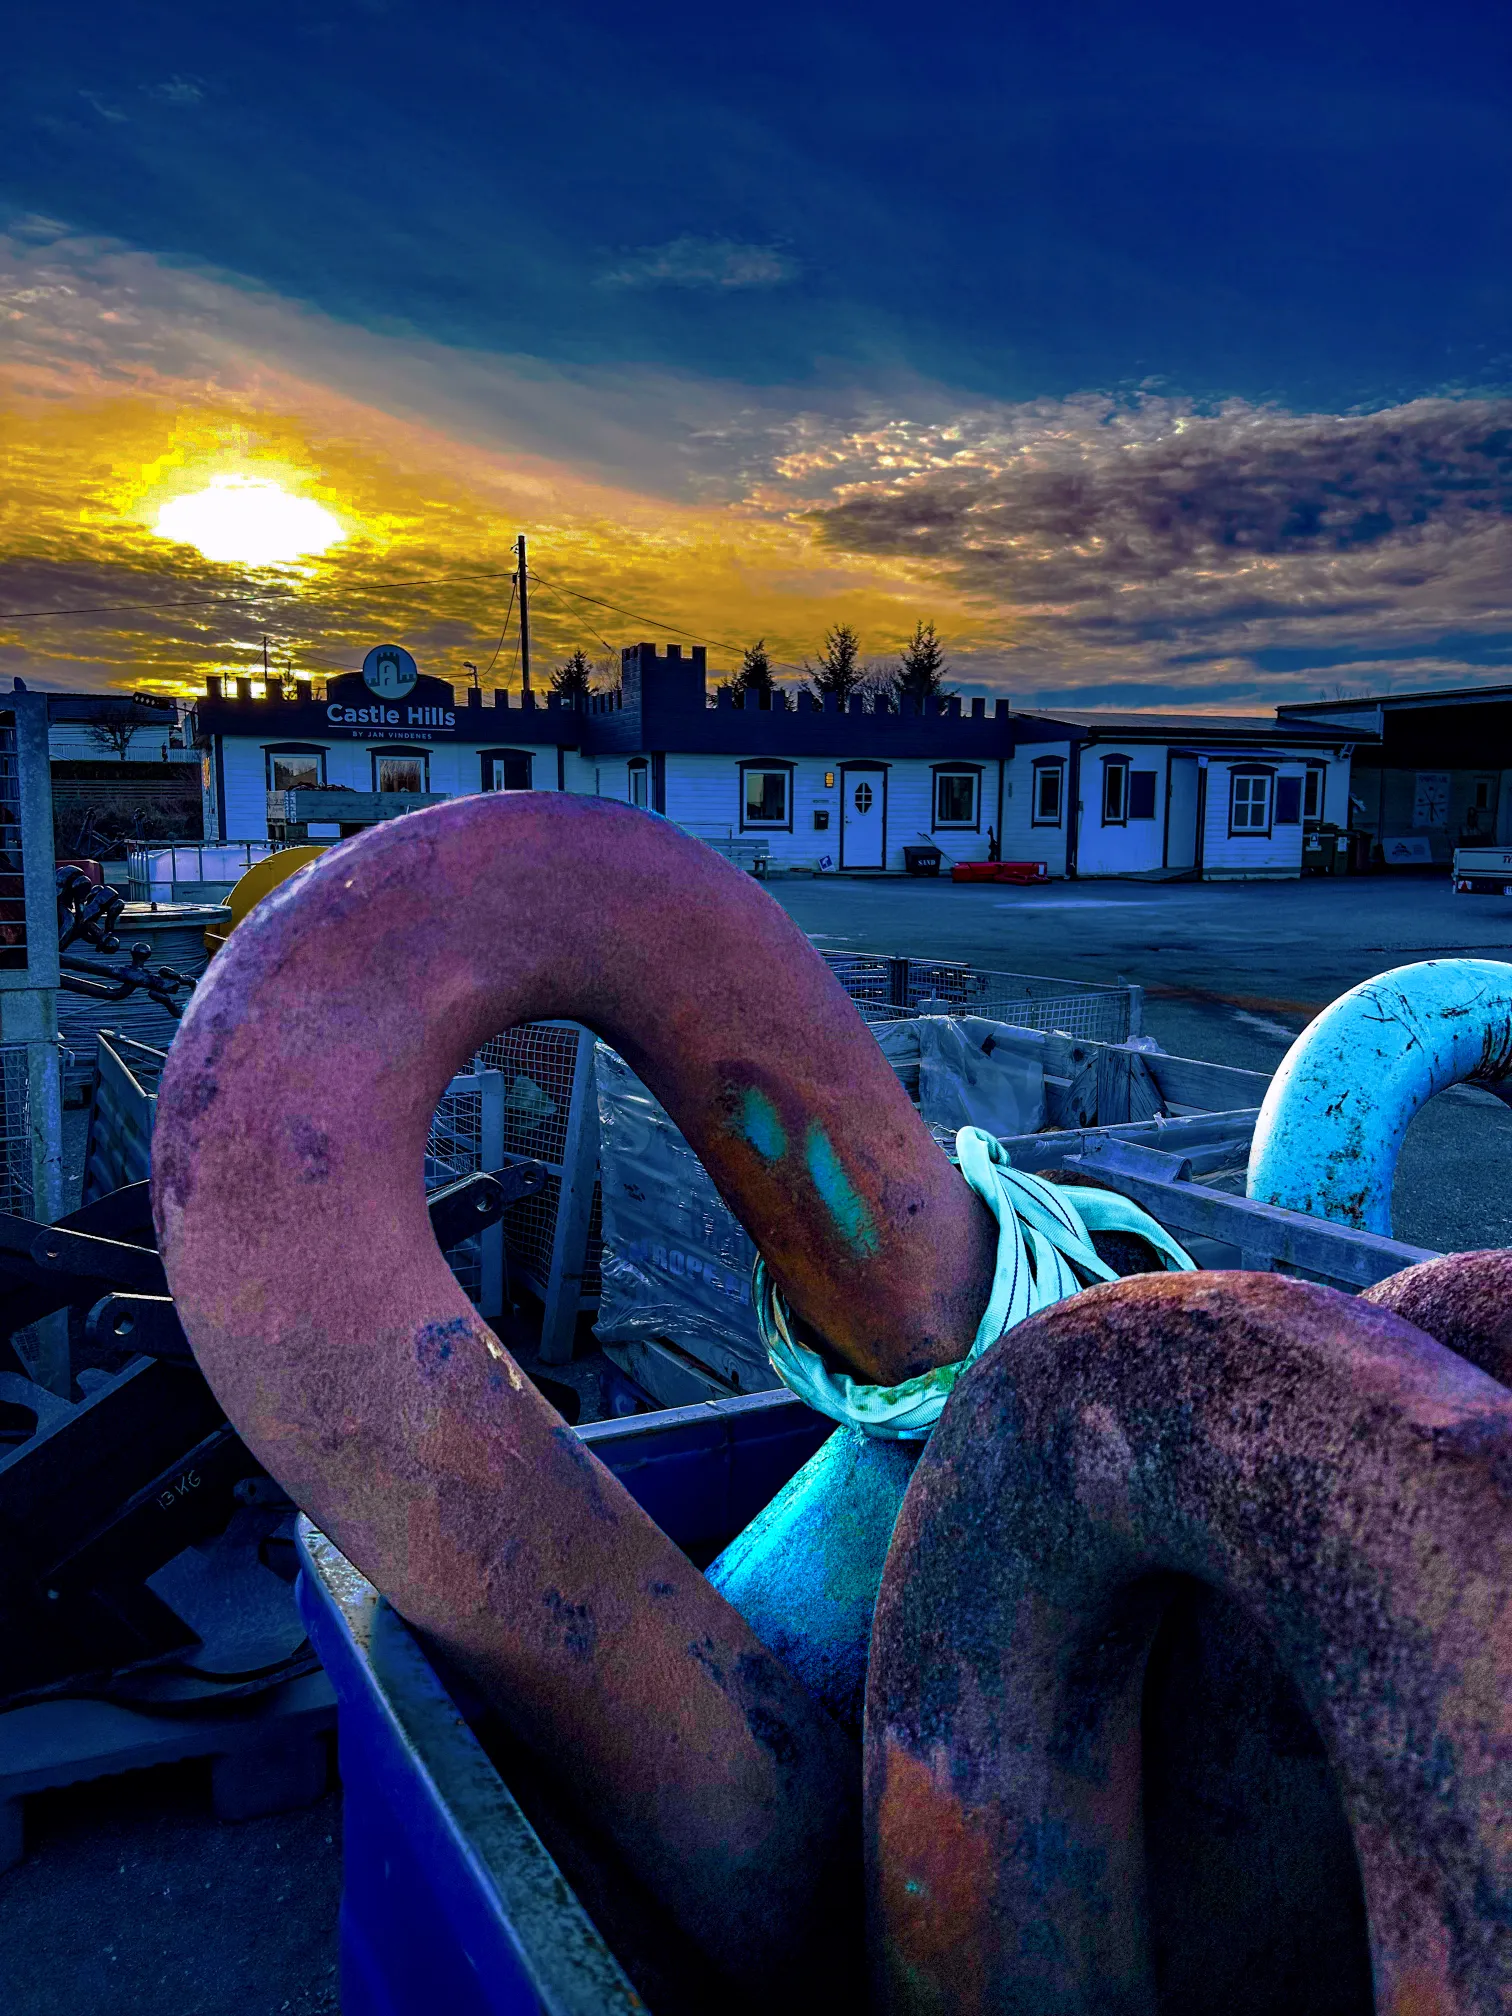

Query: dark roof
[1280,682,1512,716]
[1019,709,1373,746]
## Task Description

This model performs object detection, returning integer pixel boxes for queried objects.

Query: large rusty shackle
[867,1271,1512,2015]
[152,794,998,2001]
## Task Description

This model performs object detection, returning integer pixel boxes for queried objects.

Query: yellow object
[204,846,329,956]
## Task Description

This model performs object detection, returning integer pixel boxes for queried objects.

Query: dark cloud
[780,395,1512,696]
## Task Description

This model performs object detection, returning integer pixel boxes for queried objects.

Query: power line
[0,564,518,624]
[528,567,800,674]
[528,575,619,666]
[479,580,517,679]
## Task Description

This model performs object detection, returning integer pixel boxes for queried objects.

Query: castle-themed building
[189,643,1366,880]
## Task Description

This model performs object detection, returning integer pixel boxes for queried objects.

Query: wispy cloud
[4,228,1512,710]
[146,76,205,107]
[598,235,798,292]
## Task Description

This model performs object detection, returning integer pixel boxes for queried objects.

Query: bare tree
[85,718,139,761]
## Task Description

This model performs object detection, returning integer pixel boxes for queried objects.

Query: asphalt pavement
[8,867,1510,2014]
[768,870,1512,1253]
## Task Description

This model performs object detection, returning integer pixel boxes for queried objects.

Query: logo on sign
[363,644,419,698]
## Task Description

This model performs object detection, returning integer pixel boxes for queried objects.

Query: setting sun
[152,474,345,567]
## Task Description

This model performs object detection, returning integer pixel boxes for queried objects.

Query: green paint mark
[805,1125,881,1257]
[733,1087,788,1164]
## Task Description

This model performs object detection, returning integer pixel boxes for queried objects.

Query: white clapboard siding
[1200,759,1309,878]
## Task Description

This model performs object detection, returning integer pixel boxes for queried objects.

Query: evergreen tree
[803,623,865,706]
[716,638,777,704]
[735,638,774,700]
[893,621,951,707]
[550,647,596,705]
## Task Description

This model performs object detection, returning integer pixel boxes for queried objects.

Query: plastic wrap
[593,1044,774,1390]
[593,1019,1048,1392]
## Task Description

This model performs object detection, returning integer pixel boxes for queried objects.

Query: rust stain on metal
[866,1271,1512,2014]
[153,796,955,1998]
[1363,1249,1512,1390]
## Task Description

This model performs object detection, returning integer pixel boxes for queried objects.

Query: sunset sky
[3,0,1510,708]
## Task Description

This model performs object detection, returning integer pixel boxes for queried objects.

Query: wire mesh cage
[0,1045,32,1216]
[820,951,1136,1044]
[470,1022,603,1312]
[426,1075,488,1306]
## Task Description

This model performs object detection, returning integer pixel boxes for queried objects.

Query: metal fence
[0,1045,31,1215]
[127,842,279,903]
[470,1020,602,1361]
[820,951,1139,1044]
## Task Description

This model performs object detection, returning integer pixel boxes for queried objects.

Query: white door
[841,768,886,868]
[1166,756,1199,870]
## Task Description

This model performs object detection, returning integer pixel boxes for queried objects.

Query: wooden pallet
[0,1668,335,1873]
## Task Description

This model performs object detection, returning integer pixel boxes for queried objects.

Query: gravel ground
[9,868,1508,2012]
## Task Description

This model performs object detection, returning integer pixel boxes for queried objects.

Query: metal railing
[820,951,1140,1045]
[127,842,279,903]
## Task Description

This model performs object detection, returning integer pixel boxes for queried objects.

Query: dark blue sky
[5,0,1512,705]
[8,0,1511,406]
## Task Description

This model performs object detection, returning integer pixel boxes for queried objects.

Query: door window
[629,761,649,808]
[489,753,532,791]
[853,781,873,816]
[1304,766,1325,820]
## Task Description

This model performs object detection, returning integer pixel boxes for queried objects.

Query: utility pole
[515,534,532,697]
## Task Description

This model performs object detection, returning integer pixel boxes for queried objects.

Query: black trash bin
[903,845,942,877]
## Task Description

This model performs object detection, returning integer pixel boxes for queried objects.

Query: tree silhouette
[803,623,865,706]
[716,638,777,704]
[893,621,951,707]
[550,647,596,705]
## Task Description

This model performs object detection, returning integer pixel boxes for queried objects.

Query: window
[1474,775,1497,811]
[375,753,429,793]
[1230,770,1273,834]
[628,761,649,808]
[486,752,532,791]
[933,769,979,827]
[1032,760,1064,826]
[1274,776,1303,824]
[266,750,325,792]
[1128,770,1157,820]
[1102,758,1129,825]
[741,766,791,827]
[1303,765,1325,821]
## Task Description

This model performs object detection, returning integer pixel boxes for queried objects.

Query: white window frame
[1230,769,1273,836]
[373,751,430,794]
[1031,759,1064,827]
[1102,757,1129,826]
[628,760,649,809]
[740,764,792,829]
[932,768,979,829]
[1303,764,1325,822]
[266,749,326,792]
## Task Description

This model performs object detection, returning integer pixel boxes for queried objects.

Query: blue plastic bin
[295,1388,832,2016]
